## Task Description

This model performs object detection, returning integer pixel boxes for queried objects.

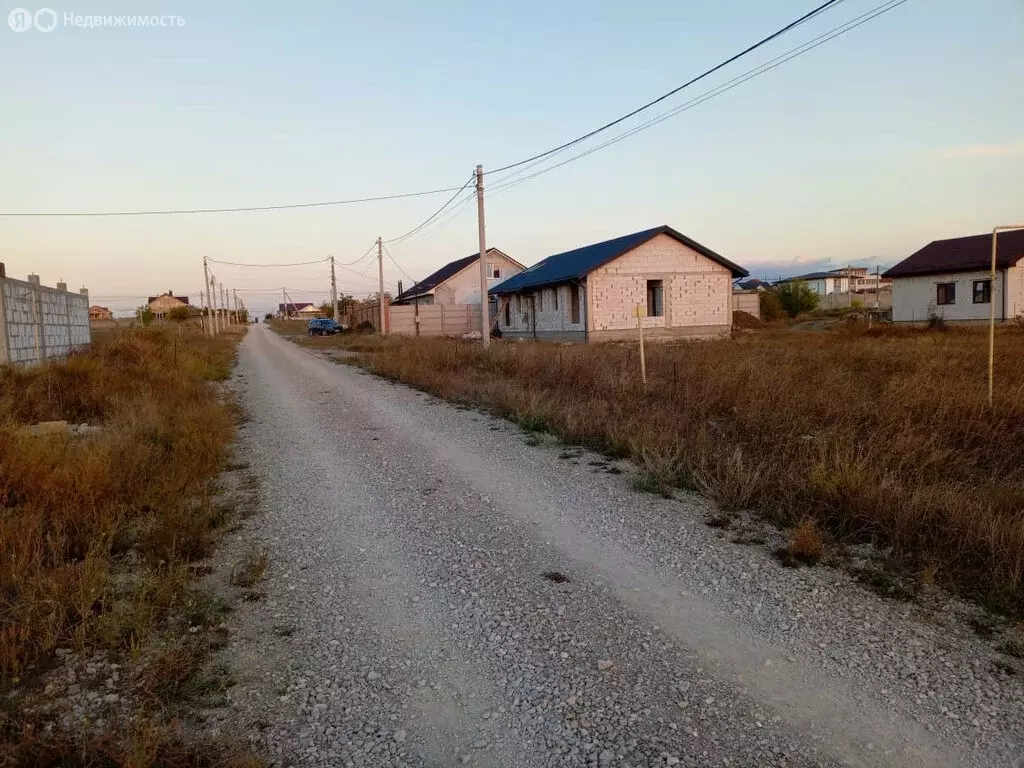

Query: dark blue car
[307,318,345,336]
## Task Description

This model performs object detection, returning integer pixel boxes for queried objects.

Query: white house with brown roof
[490,226,748,342]
[393,248,524,307]
[884,231,1024,322]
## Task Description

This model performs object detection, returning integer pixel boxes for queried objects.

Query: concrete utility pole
[330,256,339,323]
[476,164,490,347]
[199,289,205,333]
[377,237,385,334]
[202,257,214,336]
[221,284,229,327]
[282,288,287,319]
[233,288,239,324]
[210,276,221,334]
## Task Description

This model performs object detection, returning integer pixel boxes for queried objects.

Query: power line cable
[208,257,329,267]
[488,0,908,197]
[0,186,468,218]
[383,175,475,245]
[382,243,417,284]
[488,0,846,175]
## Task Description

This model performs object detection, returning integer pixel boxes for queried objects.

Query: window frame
[646,279,665,318]
[936,282,956,306]
[972,279,991,305]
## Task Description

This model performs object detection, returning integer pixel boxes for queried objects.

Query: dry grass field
[0,325,259,766]
[305,323,1024,617]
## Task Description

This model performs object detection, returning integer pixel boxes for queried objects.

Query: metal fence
[0,264,91,365]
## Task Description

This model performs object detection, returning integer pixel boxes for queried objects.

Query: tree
[773,280,819,318]
[167,304,191,330]
[137,306,154,326]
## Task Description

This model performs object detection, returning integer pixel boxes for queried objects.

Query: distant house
[298,304,325,317]
[147,291,190,319]
[735,278,771,291]
[278,302,313,317]
[775,267,890,296]
[884,231,1024,323]
[89,305,113,321]
[393,248,524,307]
[490,225,748,342]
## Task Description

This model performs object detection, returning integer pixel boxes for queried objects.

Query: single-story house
[489,225,748,342]
[89,305,113,321]
[734,278,771,291]
[278,301,313,317]
[884,230,1024,323]
[147,291,190,319]
[393,248,524,307]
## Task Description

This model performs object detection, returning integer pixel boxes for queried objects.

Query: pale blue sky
[1,0,1022,317]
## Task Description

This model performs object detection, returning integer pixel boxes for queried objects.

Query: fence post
[0,263,8,365]
[57,282,72,355]
[28,274,45,364]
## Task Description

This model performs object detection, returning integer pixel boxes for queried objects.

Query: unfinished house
[490,225,748,341]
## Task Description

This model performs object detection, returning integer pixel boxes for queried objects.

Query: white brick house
[490,226,748,342]
[884,231,1024,323]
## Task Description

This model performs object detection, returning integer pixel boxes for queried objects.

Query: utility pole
[377,237,385,334]
[210,276,220,334]
[199,289,205,333]
[330,255,339,323]
[233,288,239,324]
[202,257,214,336]
[221,284,229,327]
[476,164,490,347]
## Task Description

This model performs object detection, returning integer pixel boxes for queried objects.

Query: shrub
[774,280,819,318]
[759,290,785,322]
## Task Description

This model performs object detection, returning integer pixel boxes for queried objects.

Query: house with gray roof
[489,225,747,342]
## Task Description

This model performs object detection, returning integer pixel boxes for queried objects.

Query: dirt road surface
[214,326,1022,767]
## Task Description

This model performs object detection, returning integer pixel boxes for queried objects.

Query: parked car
[307,318,345,336]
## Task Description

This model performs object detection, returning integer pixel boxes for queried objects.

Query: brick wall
[588,234,731,335]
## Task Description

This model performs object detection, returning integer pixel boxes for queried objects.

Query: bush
[773,280,819,318]
[759,290,785,322]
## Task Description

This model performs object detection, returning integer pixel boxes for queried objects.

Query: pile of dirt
[732,310,765,330]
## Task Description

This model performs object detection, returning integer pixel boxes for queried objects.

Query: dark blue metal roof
[490,225,747,295]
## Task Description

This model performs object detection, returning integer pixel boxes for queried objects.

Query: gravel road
[214,326,1023,767]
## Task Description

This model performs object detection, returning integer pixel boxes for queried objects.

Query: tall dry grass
[336,326,1024,615]
[0,326,240,686]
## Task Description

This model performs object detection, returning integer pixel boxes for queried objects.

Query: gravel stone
[212,328,1024,767]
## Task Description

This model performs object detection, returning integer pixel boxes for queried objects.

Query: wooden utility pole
[330,255,339,323]
[377,237,385,334]
[202,257,214,336]
[476,164,490,347]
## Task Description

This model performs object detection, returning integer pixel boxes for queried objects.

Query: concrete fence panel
[0,266,90,366]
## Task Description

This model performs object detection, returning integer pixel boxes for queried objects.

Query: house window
[504,298,511,326]
[491,265,501,279]
[553,287,559,311]
[973,279,991,304]
[570,284,580,324]
[646,279,664,317]
[936,282,956,306]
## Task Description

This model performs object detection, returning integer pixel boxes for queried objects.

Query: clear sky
[2,0,1022,317]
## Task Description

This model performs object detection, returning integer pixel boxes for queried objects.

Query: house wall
[496,284,588,341]
[434,252,524,305]
[149,295,187,317]
[587,233,732,340]
[891,270,1017,322]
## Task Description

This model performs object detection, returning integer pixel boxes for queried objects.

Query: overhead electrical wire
[487,0,909,198]
[487,0,847,175]
[0,186,469,218]
[207,257,329,267]
[383,175,475,245]
[382,243,417,284]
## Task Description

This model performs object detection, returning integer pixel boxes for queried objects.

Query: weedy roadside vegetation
[0,325,262,764]
[311,323,1024,618]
